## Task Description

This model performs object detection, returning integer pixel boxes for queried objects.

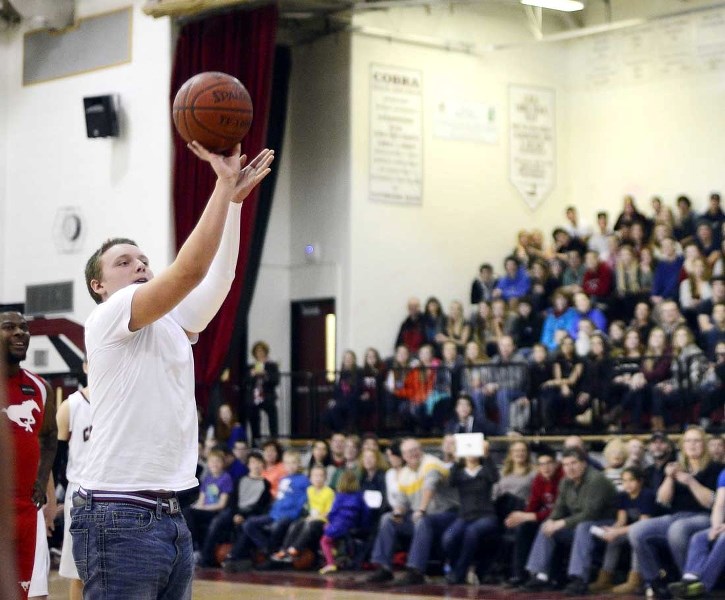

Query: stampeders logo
[3,399,40,432]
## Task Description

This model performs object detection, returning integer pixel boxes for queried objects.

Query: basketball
[172,71,253,154]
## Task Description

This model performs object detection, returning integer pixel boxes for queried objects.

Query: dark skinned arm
[33,381,57,508]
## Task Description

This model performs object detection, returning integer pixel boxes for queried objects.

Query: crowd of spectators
[171,429,725,599]
[323,195,725,436]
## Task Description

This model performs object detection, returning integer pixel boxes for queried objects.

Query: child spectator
[319,470,369,575]
[227,440,249,483]
[273,465,335,562]
[185,449,233,562]
[203,450,271,568]
[589,466,656,594]
[602,438,627,490]
[262,439,286,498]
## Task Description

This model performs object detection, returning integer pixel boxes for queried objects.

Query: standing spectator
[503,447,563,587]
[561,250,586,293]
[365,439,456,586]
[588,466,656,594]
[395,297,426,355]
[667,463,725,600]
[494,256,531,303]
[470,263,497,305]
[481,336,529,434]
[674,195,697,243]
[523,447,617,594]
[652,237,684,304]
[247,341,280,442]
[700,192,725,243]
[360,347,383,430]
[323,350,361,433]
[564,206,592,241]
[442,439,500,584]
[423,297,447,352]
[628,426,721,599]
[588,212,614,260]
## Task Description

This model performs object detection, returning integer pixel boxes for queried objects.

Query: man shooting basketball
[71,142,273,599]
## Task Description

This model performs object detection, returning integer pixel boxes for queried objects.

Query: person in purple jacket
[318,470,369,574]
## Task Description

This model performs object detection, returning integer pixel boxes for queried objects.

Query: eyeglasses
[537,459,555,466]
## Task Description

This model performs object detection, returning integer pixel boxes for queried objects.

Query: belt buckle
[167,497,180,514]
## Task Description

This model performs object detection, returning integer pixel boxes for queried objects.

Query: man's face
[568,251,581,268]
[505,260,517,276]
[480,267,493,282]
[661,302,678,324]
[455,398,472,419]
[330,434,345,455]
[649,438,670,460]
[537,455,557,480]
[232,442,248,462]
[574,293,590,313]
[248,456,264,477]
[707,438,725,463]
[712,281,725,302]
[92,243,154,302]
[1,312,30,366]
[713,304,725,327]
[597,214,607,230]
[498,337,514,360]
[401,440,422,469]
[562,456,586,482]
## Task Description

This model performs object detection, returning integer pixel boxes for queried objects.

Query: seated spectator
[608,320,627,355]
[395,297,426,355]
[644,431,677,493]
[361,433,380,453]
[655,300,686,343]
[604,328,644,428]
[319,470,369,575]
[359,447,389,525]
[614,243,646,320]
[625,437,647,470]
[589,211,614,257]
[561,250,586,294]
[682,240,704,277]
[652,325,707,429]
[442,439,500,584]
[384,440,404,509]
[651,196,675,229]
[262,439,286,498]
[323,350,361,432]
[307,438,334,480]
[528,260,558,313]
[708,436,725,464]
[699,341,725,430]
[360,347,383,430]
[630,301,655,343]
[674,195,697,243]
[503,447,563,587]
[629,221,649,256]
[575,332,613,428]
[328,432,346,469]
[469,301,497,358]
[246,341,281,443]
[628,426,722,599]
[582,250,613,303]
[274,465,335,562]
[224,450,310,570]
[202,450,271,568]
[539,335,583,430]
[423,296,447,352]
[568,292,607,341]
[460,342,488,405]
[383,345,411,428]
[493,441,536,516]
[528,344,553,431]
[434,342,464,426]
[696,276,724,327]
[227,440,250,483]
[208,403,246,451]
[445,393,497,436]
[602,438,627,490]
[653,222,680,261]
[614,195,650,238]
[695,221,721,271]
[329,434,362,490]
[490,297,516,344]
[481,336,529,434]
[713,238,725,276]
[494,256,531,303]
[540,290,576,351]
[700,192,725,242]
[651,237,684,304]
[185,449,234,561]
[701,302,725,361]
[523,447,617,594]
[551,228,587,261]
[365,439,455,586]
[638,247,654,295]
[563,435,604,471]
[436,300,471,355]
[470,263,497,305]
[667,463,725,600]
[509,297,542,353]
[588,466,656,594]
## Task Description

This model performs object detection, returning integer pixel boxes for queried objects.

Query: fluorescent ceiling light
[521,0,584,12]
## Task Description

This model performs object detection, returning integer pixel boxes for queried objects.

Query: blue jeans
[442,515,499,582]
[628,512,711,582]
[683,528,725,591]
[567,520,614,579]
[70,493,193,600]
[525,525,574,577]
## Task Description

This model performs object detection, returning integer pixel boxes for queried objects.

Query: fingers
[187,141,213,161]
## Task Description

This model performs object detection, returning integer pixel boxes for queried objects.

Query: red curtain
[170,5,278,414]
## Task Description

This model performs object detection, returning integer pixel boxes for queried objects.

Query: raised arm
[128,144,274,332]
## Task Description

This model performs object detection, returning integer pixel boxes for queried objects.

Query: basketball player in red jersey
[1,311,57,599]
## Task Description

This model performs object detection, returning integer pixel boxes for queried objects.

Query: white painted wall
[0,0,172,373]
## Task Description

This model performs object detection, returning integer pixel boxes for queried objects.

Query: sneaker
[319,564,338,575]
[564,576,588,596]
[647,579,673,599]
[364,568,394,584]
[394,568,425,586]
[221,558,251,573]
[669,580,706,599]
[524,576,553,592]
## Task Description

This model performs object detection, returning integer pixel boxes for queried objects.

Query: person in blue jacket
[540,290,576,351]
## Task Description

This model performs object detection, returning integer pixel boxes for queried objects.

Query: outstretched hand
[188,142,275,204]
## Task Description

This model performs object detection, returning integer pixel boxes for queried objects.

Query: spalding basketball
[172,71,253,153]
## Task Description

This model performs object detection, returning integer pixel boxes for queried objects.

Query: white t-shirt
[65,390,92,484]
[79,284,198,491]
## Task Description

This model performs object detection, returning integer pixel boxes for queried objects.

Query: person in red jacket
[582,250,613,303]
[502,447,563,587]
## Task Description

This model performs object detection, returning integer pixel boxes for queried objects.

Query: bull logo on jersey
[2,399,40,432]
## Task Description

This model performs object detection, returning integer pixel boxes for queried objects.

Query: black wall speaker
[83,95,119,138]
